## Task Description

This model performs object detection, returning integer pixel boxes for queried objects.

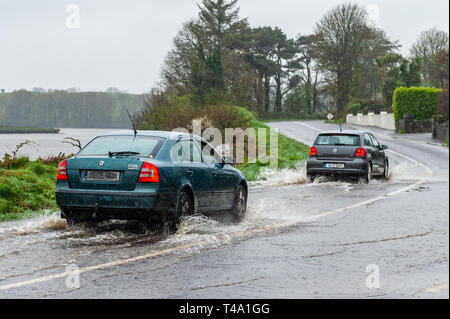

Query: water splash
[251,163,307,188]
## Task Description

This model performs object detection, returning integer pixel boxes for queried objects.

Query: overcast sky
[0,0,448,94]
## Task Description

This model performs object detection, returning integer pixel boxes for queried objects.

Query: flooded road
[0,121,448,298]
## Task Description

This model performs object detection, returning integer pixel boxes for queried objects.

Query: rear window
[315,134,360,146]
[77,136,165,157]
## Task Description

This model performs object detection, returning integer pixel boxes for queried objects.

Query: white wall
[346,112,396,131]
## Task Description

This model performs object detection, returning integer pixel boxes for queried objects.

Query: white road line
[425,282,449,293]
[294,122,323,132]
[0,122,436,292]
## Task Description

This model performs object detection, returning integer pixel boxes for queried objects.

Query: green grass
[445,138,449,148]
[0,159,58,222]
[0,126,60,134]
[235,107,310,181]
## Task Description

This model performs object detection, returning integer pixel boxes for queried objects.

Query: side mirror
[381,145,388,150]
[222,156,236,165]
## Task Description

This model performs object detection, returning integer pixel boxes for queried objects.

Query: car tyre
[61,210,79,227]
[231,185,247,223]
[306,173,315,183]
[168,191,194,232]
[362,163,372,184]
[383,161,389,180]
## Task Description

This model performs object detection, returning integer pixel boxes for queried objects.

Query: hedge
[392,87,442,121]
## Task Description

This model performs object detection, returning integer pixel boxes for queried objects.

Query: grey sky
[1,0,448,94]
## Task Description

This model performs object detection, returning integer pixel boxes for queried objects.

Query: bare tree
[312,3,395,116]
[411,28,449,85]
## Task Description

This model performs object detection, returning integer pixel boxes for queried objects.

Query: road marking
[0,239,215,291]
[425,282,449,293]
[294,122,323,132]
[0,122,436,292]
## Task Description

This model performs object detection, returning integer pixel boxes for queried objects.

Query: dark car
[306,130,389,183]
[55,131,248,228]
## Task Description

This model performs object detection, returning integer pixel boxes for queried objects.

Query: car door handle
[187,169,193,176]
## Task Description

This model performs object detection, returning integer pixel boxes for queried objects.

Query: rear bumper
[55,187,176,220]
[306,157,368,176]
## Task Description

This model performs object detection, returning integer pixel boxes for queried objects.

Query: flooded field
[0,128,116,160]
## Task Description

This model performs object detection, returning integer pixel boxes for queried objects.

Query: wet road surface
[0,121,448,298]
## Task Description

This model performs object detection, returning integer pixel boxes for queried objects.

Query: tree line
[143,0,449,119]
[0,90,144,128]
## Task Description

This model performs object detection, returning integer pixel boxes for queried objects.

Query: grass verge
[235,107,310,182]
[0,159,59,222]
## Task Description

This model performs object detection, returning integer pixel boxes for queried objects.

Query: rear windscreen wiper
[109,151,141,157]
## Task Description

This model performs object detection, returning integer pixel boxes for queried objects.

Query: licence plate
[324,163,345,169]
[84,170,120,182]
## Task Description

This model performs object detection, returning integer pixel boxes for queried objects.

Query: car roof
[319,130,366,135]
[98,130,200,140]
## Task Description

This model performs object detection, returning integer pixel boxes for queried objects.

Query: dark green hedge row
[0,126,60,134]
[393,87,442,121]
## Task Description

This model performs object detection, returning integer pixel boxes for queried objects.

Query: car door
[363,133,378,170]
[369,134,385,174]
[172,139,212,212]
[200,140,236,211]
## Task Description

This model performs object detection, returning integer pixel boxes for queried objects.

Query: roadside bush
[136,95,198,131]
[0,155,30,169]
[136,95,252,133]
[202,104,251,131]
[38,153,74,166]
[392,87,442,121]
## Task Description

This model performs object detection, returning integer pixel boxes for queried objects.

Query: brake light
[354,148,366,158]
[138,162,160,183]
[57,160,67,180]
[309,146,318,156]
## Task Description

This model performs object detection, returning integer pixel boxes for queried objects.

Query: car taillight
[309,146,318,156]
[354,148,366,158]
[57,160,67,180]
[138,162,160,183]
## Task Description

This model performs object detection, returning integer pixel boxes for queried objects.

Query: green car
[55,131,248,228]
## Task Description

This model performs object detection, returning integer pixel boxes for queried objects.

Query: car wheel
[170,191,194,231]
[383,161,389,180]
[362,163,372,184]
[306,173,315,183]
[231,185,247,223]
[61,210,79,227]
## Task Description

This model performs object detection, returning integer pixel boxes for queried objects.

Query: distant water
[0,128,123,160]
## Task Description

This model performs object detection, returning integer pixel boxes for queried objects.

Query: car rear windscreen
[77,136,165,157]
[315,134,360,146]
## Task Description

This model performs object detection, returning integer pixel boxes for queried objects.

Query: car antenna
[126,109,137,137]
[339,121,342,133]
